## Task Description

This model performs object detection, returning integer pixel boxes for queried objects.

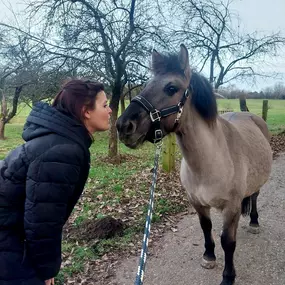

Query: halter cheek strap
[131,88,191,142]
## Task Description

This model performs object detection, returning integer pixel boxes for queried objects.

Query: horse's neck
[176,108,227,176]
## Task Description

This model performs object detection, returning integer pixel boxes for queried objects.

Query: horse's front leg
[220,207,241,285]
[194,205,216,269]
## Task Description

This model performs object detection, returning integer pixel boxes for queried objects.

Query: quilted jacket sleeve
[24,144,85,280]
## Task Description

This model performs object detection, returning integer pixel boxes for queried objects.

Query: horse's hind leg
[220,207,241,285]
[249,191,260,234]
[194,205,216,269]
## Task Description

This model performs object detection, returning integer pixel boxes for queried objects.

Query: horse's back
[220,111,270,141]
[220,112,272,195]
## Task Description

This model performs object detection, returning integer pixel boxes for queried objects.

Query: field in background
[217,99,285,134]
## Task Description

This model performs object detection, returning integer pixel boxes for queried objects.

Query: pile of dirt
[65,216,124,242]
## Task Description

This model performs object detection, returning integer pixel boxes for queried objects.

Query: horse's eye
[166,86,178,96]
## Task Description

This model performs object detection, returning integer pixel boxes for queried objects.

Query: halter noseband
[131,88,191,143]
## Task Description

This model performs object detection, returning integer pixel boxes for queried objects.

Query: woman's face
[83,91,112,134]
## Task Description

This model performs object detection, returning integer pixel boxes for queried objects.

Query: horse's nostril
[126,122,134,134]
[126,121,135,134]
[116,119,136,135]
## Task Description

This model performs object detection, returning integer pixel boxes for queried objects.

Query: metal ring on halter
[154,129,163,143]
[150,109,161,122]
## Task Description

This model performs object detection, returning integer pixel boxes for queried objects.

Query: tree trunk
[108,83,121,158]
[0,120,5,140]
[209,52,216,87]
[128,81,132,103]
[120,98,126,114]
[0,89,7,140]
[215,66,225,90]
[108,107,119,158]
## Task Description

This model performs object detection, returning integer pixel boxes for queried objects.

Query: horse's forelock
[152,53,185,76]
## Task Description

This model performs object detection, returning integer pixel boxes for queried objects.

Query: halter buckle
[150,109,161,122]
[154,129,163,141]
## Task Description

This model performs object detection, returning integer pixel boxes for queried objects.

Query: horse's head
[116,44,192,148]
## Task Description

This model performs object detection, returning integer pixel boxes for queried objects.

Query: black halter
[131,88,191,142]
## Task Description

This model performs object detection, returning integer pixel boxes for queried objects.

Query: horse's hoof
[248,225,260,234]
[201,257,216,269]
[220,281,234,285]
[220,278,235,285]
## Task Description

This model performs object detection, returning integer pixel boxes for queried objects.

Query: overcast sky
[232,0,285,33]
[229,0,285,90]
[1,0,285,91]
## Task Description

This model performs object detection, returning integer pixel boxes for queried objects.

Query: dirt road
[112,153,285,285]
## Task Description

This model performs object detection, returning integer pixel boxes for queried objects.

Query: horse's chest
[181,176,225,207]
[180,162,229,208]
[189,185,226,208]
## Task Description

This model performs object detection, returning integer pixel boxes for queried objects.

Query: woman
[0,79,112,285]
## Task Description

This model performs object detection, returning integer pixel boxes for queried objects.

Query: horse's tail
[241,196,252,216]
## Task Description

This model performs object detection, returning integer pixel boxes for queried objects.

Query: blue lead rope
[135,144,162,285]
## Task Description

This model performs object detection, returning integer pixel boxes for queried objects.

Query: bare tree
[172,0,285,89]
[263,82,285,99]
[0,28,65,139]
[19,0,167,157]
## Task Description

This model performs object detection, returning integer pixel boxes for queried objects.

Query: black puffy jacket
[0,102,92,285]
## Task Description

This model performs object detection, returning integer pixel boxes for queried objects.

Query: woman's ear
[82,106,91,120]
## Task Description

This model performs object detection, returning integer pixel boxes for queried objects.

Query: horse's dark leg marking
[247,190,260,234]
[250,191,260,227]
[220,209,240,285]
[194,206,216,269]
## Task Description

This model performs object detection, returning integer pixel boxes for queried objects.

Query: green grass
[60,241,95,278]
[0,124,24,159]
[86,131,155,193]
[218,99,285,134]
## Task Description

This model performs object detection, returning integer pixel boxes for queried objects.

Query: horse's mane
[152,53,217,122]
[190,72,217,122]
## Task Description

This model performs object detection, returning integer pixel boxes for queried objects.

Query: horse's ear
[178,44,190,72]
[152,49,164,74]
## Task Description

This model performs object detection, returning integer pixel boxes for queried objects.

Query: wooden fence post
[162,133,176,172]
[262,100,268,121]
[239,94,249,112]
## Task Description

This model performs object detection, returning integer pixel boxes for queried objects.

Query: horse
[116,44,272,285]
